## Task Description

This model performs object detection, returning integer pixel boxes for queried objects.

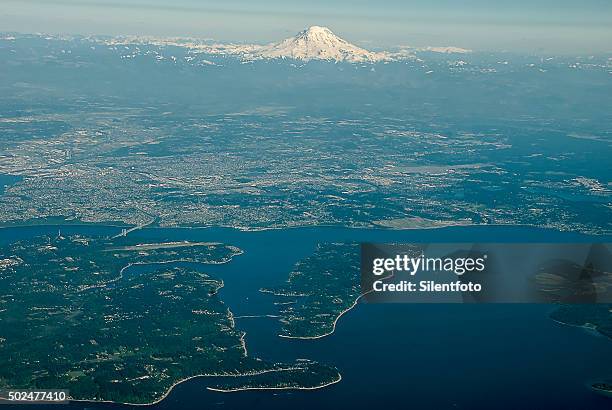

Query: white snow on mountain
[418,46,471,54]
[254,26,388,63]
[102,26,472,63]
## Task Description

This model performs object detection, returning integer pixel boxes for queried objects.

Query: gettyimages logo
[372,253,487,276]
[361,243,612,304]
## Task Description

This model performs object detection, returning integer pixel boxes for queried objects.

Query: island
[550,305,612,340]
[0,234,340,404]
[591,382,612,398]
[261,243,361,339]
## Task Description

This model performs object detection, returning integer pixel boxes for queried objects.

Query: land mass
[0,234,339,404]
[591,382,612,398]
[206,360,341,392]
[261,243,361,339]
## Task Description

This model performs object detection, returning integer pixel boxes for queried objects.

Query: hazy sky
[2,0,611,53]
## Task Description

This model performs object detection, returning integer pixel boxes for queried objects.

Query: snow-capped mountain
[100,26,472,63]
[255,26,388,63]
[417,46,471,54]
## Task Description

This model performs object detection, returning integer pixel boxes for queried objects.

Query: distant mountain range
[104,26,472,63]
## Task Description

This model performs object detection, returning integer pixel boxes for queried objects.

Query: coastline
[1,219,598,235]
[550,317,609,340]
[0,219,476,232]
[206,373,342,393]
[66,366,342,406]
[277,293,365,340]
[277,272,394,340]
[77,247,243,293]
[1,221,608,244]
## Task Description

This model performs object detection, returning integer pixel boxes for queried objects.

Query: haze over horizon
[2,0,612,53]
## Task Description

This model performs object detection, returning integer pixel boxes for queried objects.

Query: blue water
[1,224,611,409]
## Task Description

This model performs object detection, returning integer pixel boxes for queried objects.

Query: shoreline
[277,273,394,340]
[66,365,339,407]
[206,372,342,393]
[549,317,608,340]
[76,247,243,293]
[278,293,365,340]
[0,219,478,232]
[2,220,606,238]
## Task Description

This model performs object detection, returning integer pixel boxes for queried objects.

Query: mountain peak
[297,26,336,38]
[258,26,385,63]
[306,25,332,32]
